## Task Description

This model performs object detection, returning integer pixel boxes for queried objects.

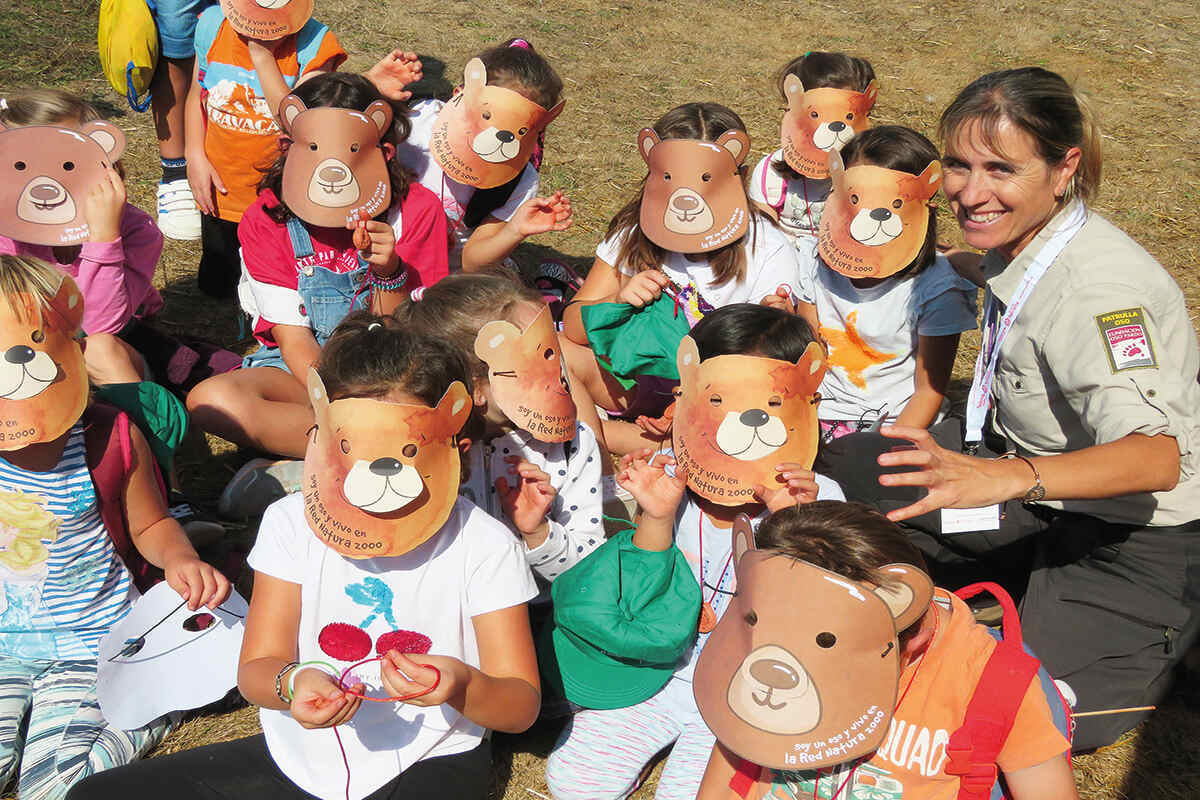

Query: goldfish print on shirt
[820,311,898,390]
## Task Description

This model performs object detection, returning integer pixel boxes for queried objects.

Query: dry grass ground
[1,0,1198,797]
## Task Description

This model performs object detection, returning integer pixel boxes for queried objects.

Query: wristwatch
[1000,452,1045,502]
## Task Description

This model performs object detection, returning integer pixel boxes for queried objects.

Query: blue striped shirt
[0,423,135,660]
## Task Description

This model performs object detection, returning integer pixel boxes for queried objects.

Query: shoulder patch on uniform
[1095,307,1157,372]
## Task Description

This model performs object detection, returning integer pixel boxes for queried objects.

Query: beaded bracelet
[288,660,342,701]
[370,268,408,292]
[274,660,300,704]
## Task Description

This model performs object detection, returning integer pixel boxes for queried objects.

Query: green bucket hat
[540,529,701,710]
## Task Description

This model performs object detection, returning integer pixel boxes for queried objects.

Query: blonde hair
[0,254,71,326]
[0,489,60,575]
[939,67,1102,203]
[0,89,103,128]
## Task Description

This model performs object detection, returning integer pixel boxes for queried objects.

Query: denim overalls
[243,217,370,372]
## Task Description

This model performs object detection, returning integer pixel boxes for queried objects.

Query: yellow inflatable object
[97,0,159,111]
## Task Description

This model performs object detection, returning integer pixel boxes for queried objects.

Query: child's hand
[380,651,469,707]
[187,152,227,217]
[366,49,423,101]
[753,463,820,513]
[759,284,797,314]
[494,456,557,537]
[290,668,363,729]
[635,401,675,438]
[616,270,670,308]
[84,165,126,243]
[163,555,232,611]
[617,449,686,520]
[507,192,573,238]
[350,219,400,275]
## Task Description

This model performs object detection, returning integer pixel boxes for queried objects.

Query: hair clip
[0,98,8,110]
[410,286,426,302]
[509,39,532,49]
[368,322,383,332]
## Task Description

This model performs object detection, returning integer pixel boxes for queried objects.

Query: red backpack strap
[82,404,156,591]
[945,583,1042,800]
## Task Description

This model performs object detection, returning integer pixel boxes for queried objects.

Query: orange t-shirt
[194,6,346,222]
[741,591,1070,800]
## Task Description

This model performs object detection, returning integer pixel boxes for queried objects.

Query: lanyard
[963,203,1087,451]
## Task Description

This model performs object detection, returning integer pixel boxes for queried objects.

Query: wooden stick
[1070,705,1156,718]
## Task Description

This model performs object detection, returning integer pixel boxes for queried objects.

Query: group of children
[0,2,1079,797]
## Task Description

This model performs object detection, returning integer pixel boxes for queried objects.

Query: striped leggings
[545,677,715,800]
[0,657,171,800]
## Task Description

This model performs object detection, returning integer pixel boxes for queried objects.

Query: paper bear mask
[0,120,126,246]
[0,273,87,450]
[780,78,877,180]
[279,96,393,228]
[671,337,825,506]
[638,129,751,254]
[473,304,576,442]
[694,515,934,771]
[302,369,472,558]
[431,57,565,189]
[218,0,313,40]
[818,150,942,279]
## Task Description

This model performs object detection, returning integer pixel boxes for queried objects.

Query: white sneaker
[156,178,202,241]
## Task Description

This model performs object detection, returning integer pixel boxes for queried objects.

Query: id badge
[941,505,1001,534]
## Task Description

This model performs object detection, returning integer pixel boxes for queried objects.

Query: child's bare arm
[562,257,621,344]
[273,324,323,385]
[185,59,225,216]
[123,424,230,609]
[246,39,291,126]
[1003,753,1078,800]
[460,192,573,273]
[894,333,960,429]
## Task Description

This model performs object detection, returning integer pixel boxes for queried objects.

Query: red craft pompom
[318,622,372,662]
[376,629,432,656]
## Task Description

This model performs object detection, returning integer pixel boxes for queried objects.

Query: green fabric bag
[93,381,188,470]
[581,294,691,390]
[540,529,701,710]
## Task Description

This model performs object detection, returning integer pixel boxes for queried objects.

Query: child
[396,39,573,273]
[0,91,163,386]
[545,304,842,800]
[395,272,606,583]
[67,316,540,800]
[804,126,977,439]
[186,73,449,518]
[0,257,229,800]
[748,52,877,245]
[696,501,1076,800]
[186,0,347,298]
[562,103,817,455]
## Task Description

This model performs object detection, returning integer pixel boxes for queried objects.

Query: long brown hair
[608,102,765,288]
[0,89,127,179]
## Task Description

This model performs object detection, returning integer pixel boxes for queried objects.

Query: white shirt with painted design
[747,149,833,245]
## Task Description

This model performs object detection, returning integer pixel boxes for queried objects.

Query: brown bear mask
[302,369,472,558]
[218,0,313,40]
[0,273,87,449]
[671,337,825,506]
[637,129,751,254]
[431,58,565,189]
[694,515,934,771]
[0,121,126,246]
[818,151,942,279]
[279,96,394,229]
[780,77,877,180]
[473,304,577,443]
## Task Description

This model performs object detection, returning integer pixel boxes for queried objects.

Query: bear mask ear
[79,120,126,162]
[828,147,846,185]
[675,336,701,392]
[278,95,308,135]
[872,564,935,632]
[433,381,473,439]
[783,73,805,111]
[540,98,566,127]
[473,319,523,366]
[363,99,393,138]
[915,160,943,201]
[859,80,879,113]
[731,514,756,571]
[716,129,751,167]
[306,368,332,430]
[638,127,660,165]
[462,58,487,102]
[795,340,827,394]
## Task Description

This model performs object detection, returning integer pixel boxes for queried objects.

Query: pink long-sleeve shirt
[0,204,165,335]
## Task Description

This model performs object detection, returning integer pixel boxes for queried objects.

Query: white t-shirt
[248,494,538,800]
[595,218,813,322]
[396,98,540,271]
[802,251,979,422]
[459,421,605,585]
[747,149,833,244]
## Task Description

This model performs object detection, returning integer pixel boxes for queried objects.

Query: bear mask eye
[768,395,782,408]
[816,632,837,648]
[30,330,44,344]
[14,161,26,171]
[402,443,418,458]
[350,143,360,153]
[339,439,351,454]
[850,193,859,205]
[810,110,819,119]
[482,111,492,121]
[518,127,528,136]
[663,171,671,181]
[744,610,758,626]
[846,113,855,121]
[892,199,903,209]
[63,161,75,171]
[309,143,318,152]
[708,394,722,407]
[543,347,555,360]
[701,172,712,183]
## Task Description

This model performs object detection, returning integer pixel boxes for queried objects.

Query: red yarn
[318,623,372,662]
[375,629,432,656]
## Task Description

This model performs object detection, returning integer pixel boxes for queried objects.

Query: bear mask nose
[30,184,63,201]
[739,409,769,428]
[750,658,800,690]
[369,458,404,476]
[495,130,515,143]
[869,208,893,222]
[4,346,35,365]
[672,195,700,212]
[319,166,347,183]
[828,121,847,132]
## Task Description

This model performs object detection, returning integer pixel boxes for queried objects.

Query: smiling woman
[821,66,1200,753]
